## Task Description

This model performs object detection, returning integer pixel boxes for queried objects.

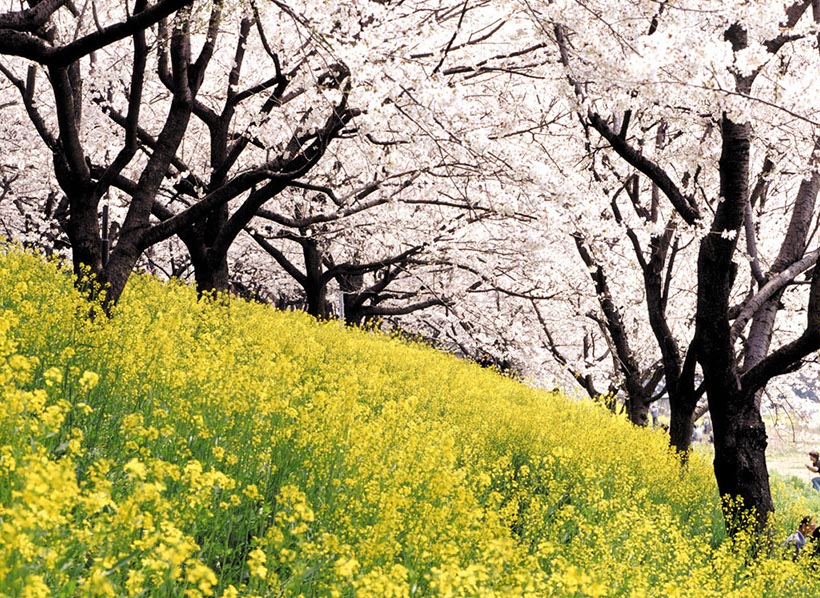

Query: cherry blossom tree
[512,0,820,528]
[378,0,819,528]
[0,0,365,309]
[0,0,524,324]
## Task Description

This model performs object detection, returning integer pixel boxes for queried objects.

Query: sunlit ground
[766,409,819,482]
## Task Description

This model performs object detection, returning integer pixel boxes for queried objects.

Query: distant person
[785,516,816,560]
[806,451,820,491]
[650,403,659,428]
[702,418,713,443]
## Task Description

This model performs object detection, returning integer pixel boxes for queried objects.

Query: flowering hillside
[0,246,816,597]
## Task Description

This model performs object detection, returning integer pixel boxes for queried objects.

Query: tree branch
[0,63,56,149]
[741,257,819,394]
[588,112,701,225]
[248,229,306,286]
[361,298,444,318]
[323,244,426,284]
[51,0,194,67]
[730,248,819,345]
[0,0,67,31]
[94,0,148,200]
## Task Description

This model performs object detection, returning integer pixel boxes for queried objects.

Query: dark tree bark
[337,271,366,324]
[695,117,774,529]
[302,237,330,319]
[189,237,230,295]
[553,19,703,447]
[644,231,700,455]
[607,170,703,454]
[531,299,619,409]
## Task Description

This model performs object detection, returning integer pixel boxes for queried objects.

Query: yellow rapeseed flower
[78,370,100,392]
[124,458,148,480]
[247,547,268,579]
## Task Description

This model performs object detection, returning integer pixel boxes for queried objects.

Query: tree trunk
[338,271,365,325]
[573,234,651,426]
[642,222,697,454]
[303,238,329,319]
[191,248,230,295]
[667,400,695,455]
[667,383,698,455]
[186,206,231,295]
[626,397,650,427]
[101,244,141,311]
[620,368,650,426]
[64,190,103,283]
[710,387,772,532]
[698,116,773,531]
[306,281,329,319]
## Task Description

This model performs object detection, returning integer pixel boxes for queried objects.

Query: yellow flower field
[0,245,817,596]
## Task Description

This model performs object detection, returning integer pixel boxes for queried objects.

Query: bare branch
[362,298,445,318]
[52,0,194,67]
[0,62,56,149]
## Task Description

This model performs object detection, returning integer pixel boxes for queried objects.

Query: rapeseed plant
[0,244,819,596]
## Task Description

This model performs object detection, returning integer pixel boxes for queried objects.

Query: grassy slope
[0,247,817,597]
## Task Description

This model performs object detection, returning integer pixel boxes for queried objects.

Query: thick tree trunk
[306,280,329,319]
[698,116,773,531]
[101,245,141,311]
[186,206,231,295]
[667,382,700,455]
[338,271,365,325]
[65,191,103,282]
[626,393,650,427]
[667,400,695,455]
[710,387,772,532]
[55,158,111,306]
[303,239,330,319]
[191,248,230,295]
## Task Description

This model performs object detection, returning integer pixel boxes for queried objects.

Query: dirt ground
[766,415,819,482]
